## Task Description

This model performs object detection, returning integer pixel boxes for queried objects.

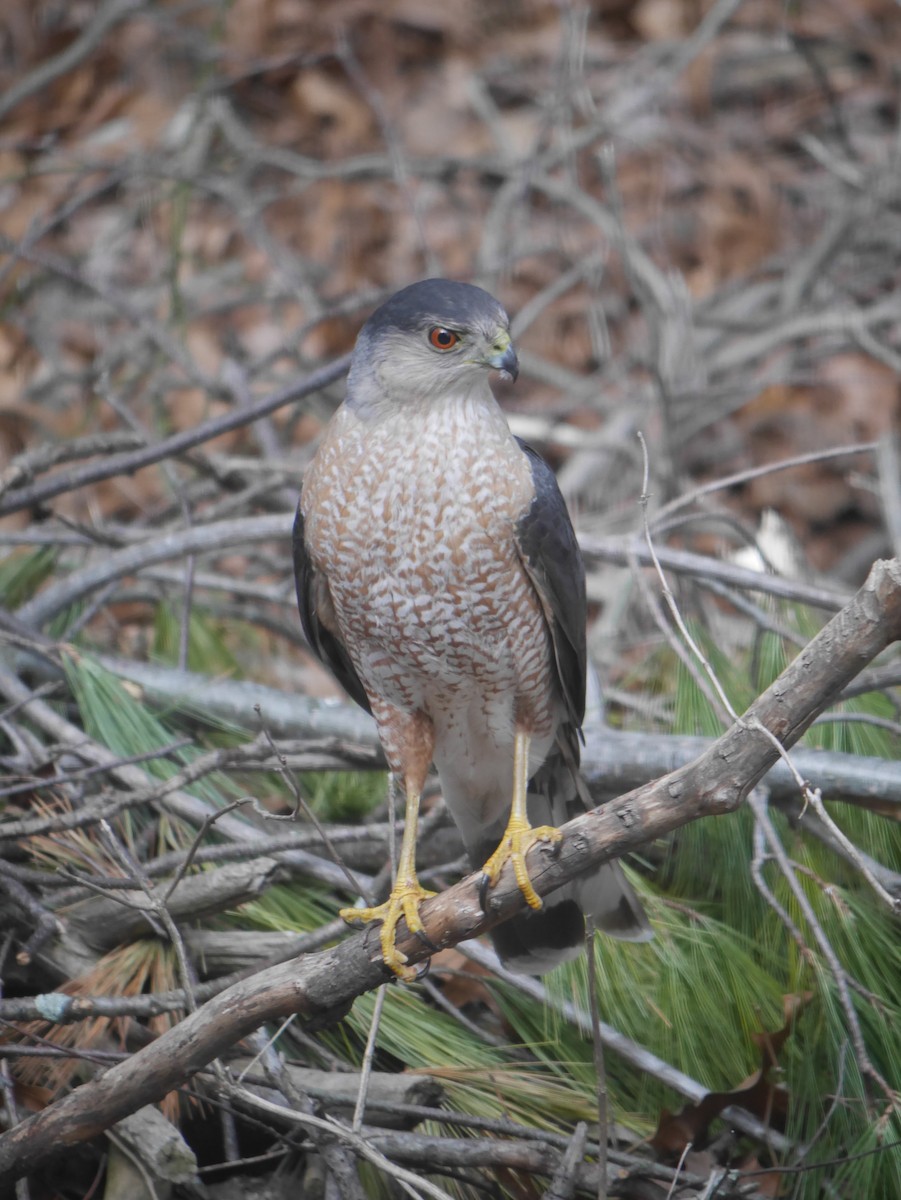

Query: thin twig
[746,791,895,1103]
[653,441,878,525]
[254,709,372,903]
[352,984,388,1134]
[0,0,141,122]
[0,359,348,520]
[231,1086,450,1200]
[584,921,606,1200]
[96,820,198,1012]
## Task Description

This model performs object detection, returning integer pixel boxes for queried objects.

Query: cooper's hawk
[294,279,650,978]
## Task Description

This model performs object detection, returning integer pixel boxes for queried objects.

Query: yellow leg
[340,781,435,981]
[480,731,562,910]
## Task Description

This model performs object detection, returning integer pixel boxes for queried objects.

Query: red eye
[428,327,459,350]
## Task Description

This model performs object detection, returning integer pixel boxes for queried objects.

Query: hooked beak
[483,332,519,382]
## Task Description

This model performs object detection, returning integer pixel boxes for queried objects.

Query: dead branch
[15,517,288,630]
[1,558,899,1184]
[581,536,850,611]
[69,653,901,816]
[63,858,285,953]
[0,0,142,124]
[237,1060,443,1129]
[0,357,348,521]
[88,657,901,810]
[0,925,346,1026]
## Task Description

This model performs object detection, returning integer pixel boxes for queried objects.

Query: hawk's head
[347,279,518,412]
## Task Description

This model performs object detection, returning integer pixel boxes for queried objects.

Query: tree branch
[0,0,141,124]
[0,358,348,521]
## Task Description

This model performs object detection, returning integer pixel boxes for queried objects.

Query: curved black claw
[478,872,494,914]
[414,926,439,955]
[546,834,564,859]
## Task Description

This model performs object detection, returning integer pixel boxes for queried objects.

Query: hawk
[294,279,650,978]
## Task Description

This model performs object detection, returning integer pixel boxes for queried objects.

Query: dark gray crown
[362,279,508,339]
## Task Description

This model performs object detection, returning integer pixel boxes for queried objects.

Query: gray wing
[514,439,587,738]
[501,443,653,968]
[292,505,372,714]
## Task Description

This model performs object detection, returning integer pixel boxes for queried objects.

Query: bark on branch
[1,558,900,1185]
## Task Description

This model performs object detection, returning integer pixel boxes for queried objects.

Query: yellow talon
[480,818,562,909]
[480,730,561,910]
[340,879,436,981]
[339,766,436,981]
